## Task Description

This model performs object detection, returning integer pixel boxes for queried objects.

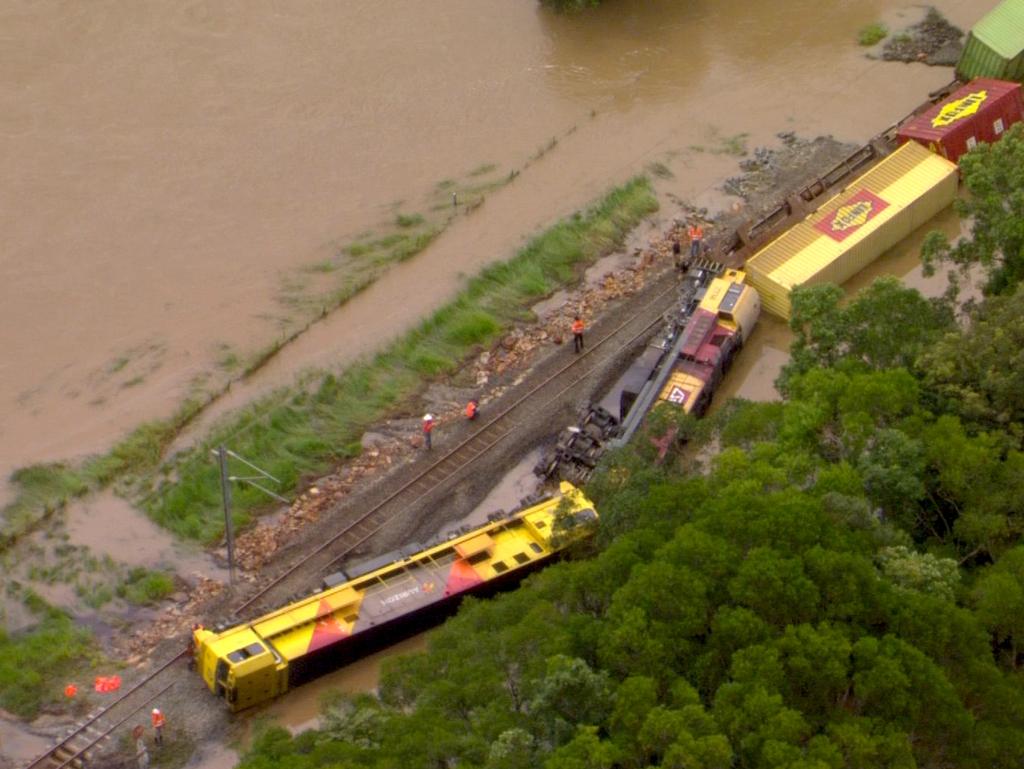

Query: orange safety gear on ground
[465,400,477,419]
[151,709,166,728]
[571,318,584,335]
[64,683,78,698]
[94,675,122,693]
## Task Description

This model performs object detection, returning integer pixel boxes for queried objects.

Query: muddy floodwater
[0,0,992,501]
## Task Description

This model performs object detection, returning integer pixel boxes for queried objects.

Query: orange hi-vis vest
[572,319,584,335]
[688,224,704,240]
[423,419,433,433]
[152,711,165,728]
[465,401,477,418]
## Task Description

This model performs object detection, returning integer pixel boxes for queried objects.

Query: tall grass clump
[858,22,888,45]
[118,568,176,605]
[145,177,657,541]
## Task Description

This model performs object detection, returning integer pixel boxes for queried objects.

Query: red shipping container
[897,78,1024,163]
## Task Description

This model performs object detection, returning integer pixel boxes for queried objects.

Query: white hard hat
[423,414,433,421]
[152,708,160,714]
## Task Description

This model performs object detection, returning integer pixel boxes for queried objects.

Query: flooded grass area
[65,492,227,581]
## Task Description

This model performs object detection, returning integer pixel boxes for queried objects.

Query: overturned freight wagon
[898,78,1024,163]
[957,0,1024,82]
[745,141,958,320]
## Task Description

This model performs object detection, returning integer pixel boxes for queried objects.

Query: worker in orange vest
[151,708,166,747]
[571,315,585,354]
[422,414,434,450]
[688,222,704,258]
[465,399,479,421]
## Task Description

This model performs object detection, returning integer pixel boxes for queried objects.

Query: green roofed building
[957,0,1024,81]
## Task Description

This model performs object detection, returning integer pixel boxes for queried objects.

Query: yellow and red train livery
[193,482,596,710]
[657,268,760,415]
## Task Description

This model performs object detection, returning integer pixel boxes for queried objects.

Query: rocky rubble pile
[233,434,410,572]
[723,132,857,215]
[114,576,225,663]
[882,8,963,67]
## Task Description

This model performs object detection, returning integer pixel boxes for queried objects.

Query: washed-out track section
[24,654,183,769]
[24,279,677,769]
[232,280,680,617]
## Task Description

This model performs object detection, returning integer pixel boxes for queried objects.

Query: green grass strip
[146,176,658,542]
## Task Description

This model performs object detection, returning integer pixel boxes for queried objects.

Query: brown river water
[0,0,990,504]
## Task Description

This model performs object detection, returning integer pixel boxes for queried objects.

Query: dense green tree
[922,122,1024,297]
[782,277,951,388]
[973,546,1024,669]
[919,282,1024,442]
[876,545,959,602]
[544,725,620,769]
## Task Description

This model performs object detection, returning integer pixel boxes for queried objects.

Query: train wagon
[746,141,958,320]
[957,0,1024,83]
[656,268,760,415]
[539,264,760,484]
[898,78,1024,163]
[193,482,597,711]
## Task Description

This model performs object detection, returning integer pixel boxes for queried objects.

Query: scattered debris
[113,577,224,662]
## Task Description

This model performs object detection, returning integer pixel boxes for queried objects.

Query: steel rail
[232,280,679,616]
[25,652,186,769]
[49,682,176,769]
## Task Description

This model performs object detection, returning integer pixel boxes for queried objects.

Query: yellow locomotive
[193,482,596,710]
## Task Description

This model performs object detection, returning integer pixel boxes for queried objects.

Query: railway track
[24,275,679,769]
[232,278,681,616]
[24,654,183,769]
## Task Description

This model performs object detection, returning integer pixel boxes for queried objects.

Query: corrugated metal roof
[746,142,958,302]
[971,0,1024,59]
[898,78,1023,143]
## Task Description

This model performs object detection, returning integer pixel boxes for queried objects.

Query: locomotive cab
[194,626,284,711]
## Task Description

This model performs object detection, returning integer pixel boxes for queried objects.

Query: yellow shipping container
[745,141,958,320]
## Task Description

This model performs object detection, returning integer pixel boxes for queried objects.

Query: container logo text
[815,189,889,242]
[931,90,988,128]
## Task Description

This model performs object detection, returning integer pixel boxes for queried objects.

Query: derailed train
[194,482,596,711]
[540,75,1024,484]
[537,262,761,484]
